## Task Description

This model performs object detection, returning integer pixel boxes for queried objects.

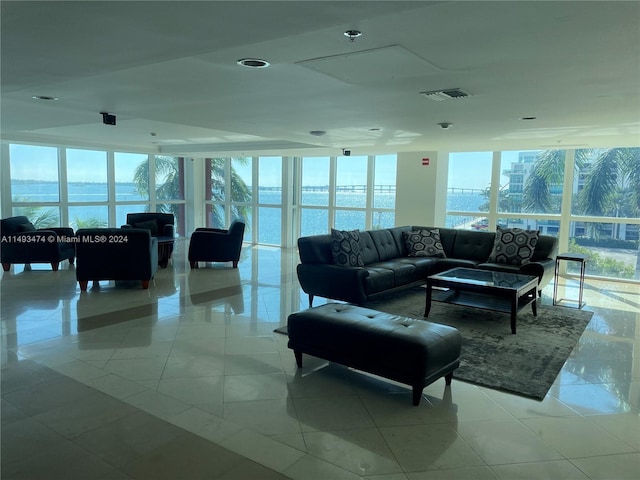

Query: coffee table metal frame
[424,267,539,334]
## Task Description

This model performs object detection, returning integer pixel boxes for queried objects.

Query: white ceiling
[2,1,639,157]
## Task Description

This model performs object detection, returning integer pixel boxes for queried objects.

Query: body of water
[11,182,487,243]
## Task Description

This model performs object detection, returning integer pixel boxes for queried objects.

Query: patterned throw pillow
[403,229,447,258]
[331,229,364,267]
[487,227,539,265]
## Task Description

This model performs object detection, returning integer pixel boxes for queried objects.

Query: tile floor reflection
[1,239,639,479]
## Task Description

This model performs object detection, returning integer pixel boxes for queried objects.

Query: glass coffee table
[425,267,538,334]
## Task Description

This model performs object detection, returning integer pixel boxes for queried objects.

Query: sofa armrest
[520,258,556,291]
[296,264,370,304]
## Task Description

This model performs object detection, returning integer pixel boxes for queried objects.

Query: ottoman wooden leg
[412,386,423,406]
[294,350,303,368]
[445,372,453,385]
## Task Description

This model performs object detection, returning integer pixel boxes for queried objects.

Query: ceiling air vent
[420,88,470,101]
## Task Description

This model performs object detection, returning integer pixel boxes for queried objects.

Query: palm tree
[12,200,59,228]
[133,155,182,214]
[73,216,108,229]
[523,148,640,218]
[577,148,640,218]
[133,156,252,229]
[523,147,640,278]
[209,157,252,227]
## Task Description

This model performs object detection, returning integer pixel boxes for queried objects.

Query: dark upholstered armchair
[1,216,75,271]
[75,228,158,290]
[124,213,175,238]
[188,220,245,268]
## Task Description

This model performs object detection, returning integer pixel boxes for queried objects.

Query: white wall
[395,151,449,227]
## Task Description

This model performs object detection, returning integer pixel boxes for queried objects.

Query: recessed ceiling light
[237,58,270,68]
[520,116,537,120]
[32,95,58,101]
[344,30,362,42]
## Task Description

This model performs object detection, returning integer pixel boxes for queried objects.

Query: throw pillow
[331,228,364,267]
[403,229,447,258]
[134,219,159,236]
[487,227,539,265]
[17,223,36,232]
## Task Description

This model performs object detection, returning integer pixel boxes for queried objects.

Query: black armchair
[124,213,175,238]
[75,228,158,290]
[188,220,245,268]
[1,216,75,271]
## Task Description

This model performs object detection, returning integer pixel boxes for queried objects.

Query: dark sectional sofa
[297,226,558,306]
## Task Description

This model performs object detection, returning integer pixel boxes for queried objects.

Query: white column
[395,151,448,227]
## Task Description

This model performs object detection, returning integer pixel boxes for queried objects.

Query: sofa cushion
[433,258,479,272]
[331,229,364,267]
[358,231,381,265]
[403,229,446,258]
[369,229,402,261]
[395,257,440,278]
[370,261,418,286]
[363,267,395,294]
[450,230,495,261]
[487,227,539,266]
[134,219,159,236]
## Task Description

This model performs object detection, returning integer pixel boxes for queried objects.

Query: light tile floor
[1,239,639,479]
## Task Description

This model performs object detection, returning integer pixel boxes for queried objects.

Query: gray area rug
[278,287,594,400]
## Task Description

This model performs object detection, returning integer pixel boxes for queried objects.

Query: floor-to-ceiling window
[114,152,150,227]
[66,148,109,229]
[567,148,639,279]
[3,144,186,236]
[335,154,368,230]
[447,147,640,281]
[299,156,331,237]
[9,144,61,227]
[372,154,397,229]
[297,154,397,235]
[497,149,563,235]
[445,151,492,230]
[257,156,282,246]
[151,155,186,236]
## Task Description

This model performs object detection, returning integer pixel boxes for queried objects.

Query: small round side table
[553,253,588,308]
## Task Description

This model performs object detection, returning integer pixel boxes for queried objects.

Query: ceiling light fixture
[343,30,362,42]
[520,116,537,120]
[237,58,270,68]
[32,95,58,101]
[309,130,326,136]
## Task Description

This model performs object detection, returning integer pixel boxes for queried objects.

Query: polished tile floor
[1,239,639,479]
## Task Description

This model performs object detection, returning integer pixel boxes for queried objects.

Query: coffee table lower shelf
[425,287,537,334]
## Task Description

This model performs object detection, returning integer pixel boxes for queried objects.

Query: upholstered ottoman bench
[287,303,462,405]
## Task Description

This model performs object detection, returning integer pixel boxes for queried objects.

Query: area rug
[277,287,594,400]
